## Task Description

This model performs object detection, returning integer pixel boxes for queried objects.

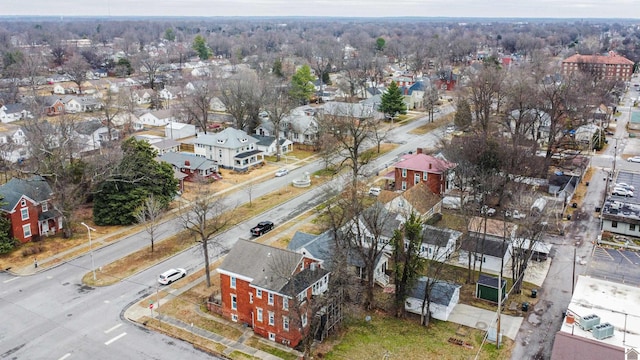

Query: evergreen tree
[379,81,407,119]
[272,58,284,78]
[164,28,176,41]
[0,216,16,254]
[93,139,177,226]
[375,37,386,52]
[192,35,211,60]
[289,64,315,104]
[454,98,472,130]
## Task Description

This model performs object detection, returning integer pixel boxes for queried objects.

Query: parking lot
[586,246,640,287]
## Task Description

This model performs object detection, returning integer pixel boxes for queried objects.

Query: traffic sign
[149,303,154,309]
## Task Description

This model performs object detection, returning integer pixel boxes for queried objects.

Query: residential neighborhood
[0,11,639,360]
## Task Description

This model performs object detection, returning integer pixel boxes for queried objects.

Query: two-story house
[392,149,456,194]
[0,176,62,243]
[0,103,32,123]
[458,216,517,273]
[193,127,263,171]
[216,240,329,347]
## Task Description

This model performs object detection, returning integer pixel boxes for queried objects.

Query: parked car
[275,168,289,177]
[251,221,275,236]
[445,125,455,134]
[505,209,526,219]
[616,182,635,191]
[158,268,187,285]
[481,205,496,216]
[368,187,381,196]
[612,187,634,197]
[628,156,640,163]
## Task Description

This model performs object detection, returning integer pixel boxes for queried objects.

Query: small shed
[476,274,506,303]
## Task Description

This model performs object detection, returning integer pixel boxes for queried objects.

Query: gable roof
[401,182,442,214]
[194,127,258,149]
[320,101,381,119]
[468,216,517,238]
[252,134,289,147]
[358,202,402,239]
[563,53,634,66]
[460,235,509,258]
[394,153,455,173]
[422,225,462,247]
[0,176,53,212]
[409,277,461,306]
[158,152,217,171]
[2,103,26,114]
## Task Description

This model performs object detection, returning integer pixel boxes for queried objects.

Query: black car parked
[251,221,274,236]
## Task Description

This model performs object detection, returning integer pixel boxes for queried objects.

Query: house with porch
[157,152,220,182]
[192,127,263,171]
[342,202,402,254]
[280,106,319,147]
[253,135,293,157]
[392,149,456,194]
[215,240,330,348]
[288,230,390,287]
[0,176,62,243]
[42,96,65,116]
[0,103,32,123]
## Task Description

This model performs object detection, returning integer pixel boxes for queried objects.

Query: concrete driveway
[448,304,524,340]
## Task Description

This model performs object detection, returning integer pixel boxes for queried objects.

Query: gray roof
[477,274,507,289]
[359,202,402,239]
[422,225,462,247]
[409,277,461,306]
[151,138,181,150]
[0,176,53,212]
[194,127,258,149]
[158,152,217,171]
[460,235,509,258]
[219,239,322,294]
[252,134,288,147]
[3,103,26,114]
[320,101,381,119]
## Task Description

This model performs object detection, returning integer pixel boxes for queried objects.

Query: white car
[616,183,635,191]
[612,188,634,197]
[368,187,381,196]
[481,205,496,216]
[275,168,289,177]
[158,268,187,285]
[445,125,455,134]
[505,209,526,219]
[628,156,640,163]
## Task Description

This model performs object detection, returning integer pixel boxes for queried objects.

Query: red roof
[394,153,455,173]
[562,53,634,66]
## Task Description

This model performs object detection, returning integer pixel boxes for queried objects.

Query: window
[612,221,618,228]
[256,289,262,298]
[268,311,275,326]
[231,294,237,310]
[423,172,428,180]
[298,292,305,303]
[268,292,274,305]
[282,298,289,311]
[414,173,420,185]
[301,313,308,327]
[249,293,254,304]
[231,314,238,322]
[257,308,263,322]
[22,224,32,238]
[21,208,29,221]
[401,168,407,178]
[631,224,636,231]
[283,316,289,331]
[401,181,407,190]
[230,276,236,289]
[268,333,276,341]
[41,202,48,212]
[21,199,26,206]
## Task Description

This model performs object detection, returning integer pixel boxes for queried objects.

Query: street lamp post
[81,222,97,281]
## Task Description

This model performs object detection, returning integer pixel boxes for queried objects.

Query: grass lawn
[320,313,512,360]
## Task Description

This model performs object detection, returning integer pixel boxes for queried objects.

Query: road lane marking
[104,324,122,334]
[58,353,71,360]
[104,332,127,345]
[2,277,19,283]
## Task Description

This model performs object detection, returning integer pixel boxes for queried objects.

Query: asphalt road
[0,108,452,360]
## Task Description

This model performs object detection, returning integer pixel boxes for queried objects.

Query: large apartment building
[561,52,634,82]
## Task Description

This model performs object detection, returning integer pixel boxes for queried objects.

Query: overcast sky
[3,0,640,19]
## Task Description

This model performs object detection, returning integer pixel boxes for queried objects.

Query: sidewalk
[124,274,303,360]
[8,155,316,277]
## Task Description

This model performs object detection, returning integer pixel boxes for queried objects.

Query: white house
[343,202,402,253]
[458,236,512,274]
[192,127,263,171]
[0,104,32,123]
[252,134,293,157]
[419,225,462,262]
[405,277,461,321]
[165,122,196,140]
[138,110,175,127]
[281,106,319,146]
[288,230,390,287]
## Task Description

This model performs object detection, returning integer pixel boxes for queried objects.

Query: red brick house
[42,96,65,116]
[0,176,62,243]
[215,240,329,347]
[392,150,456,194]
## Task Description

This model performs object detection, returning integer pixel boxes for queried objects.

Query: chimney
[184,160,190,167]
[417,148,423,154]
[429,163,432,169]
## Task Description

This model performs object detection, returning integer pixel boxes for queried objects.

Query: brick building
[392,150,456,194]
[561,52,634,82]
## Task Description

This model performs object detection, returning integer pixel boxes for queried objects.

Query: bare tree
[467,63,505,135]
[261,77,296,161]
[134,194,164,253]
[64,54,90,94]
[180,177,233,287]
[137,53,163,90]
[182,79,216,133]
[219,69,260,131]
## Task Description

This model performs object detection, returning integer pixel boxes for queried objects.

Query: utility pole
[572,247,576,294]
[496,271,502,349]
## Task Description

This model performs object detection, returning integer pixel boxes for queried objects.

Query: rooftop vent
[592,322,614,340]
[578,314,601,331]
